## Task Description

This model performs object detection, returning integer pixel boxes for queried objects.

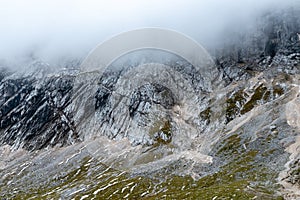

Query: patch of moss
[212,131,285,199]
[263,90,271,102]
[216,134,242,155]
[161,120,171,135]
[289,165,300,185]
[273,85,284,97]
[199,107,211,124]
[226,90,248,123]
[241,84,267,114]
[11,157,93,199]
[225,84,285,123]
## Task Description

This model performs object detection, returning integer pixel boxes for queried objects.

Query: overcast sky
[0,0,298,67]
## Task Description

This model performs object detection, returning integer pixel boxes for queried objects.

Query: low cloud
[0,0,298,68]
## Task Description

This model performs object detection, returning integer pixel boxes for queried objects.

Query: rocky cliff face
[216,8,300,83]
[0,8,300,200]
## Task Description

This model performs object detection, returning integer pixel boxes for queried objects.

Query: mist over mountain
[0,1,300,199]
[0,0,298,68]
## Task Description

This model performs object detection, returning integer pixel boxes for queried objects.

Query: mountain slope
[0,7,300,200]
